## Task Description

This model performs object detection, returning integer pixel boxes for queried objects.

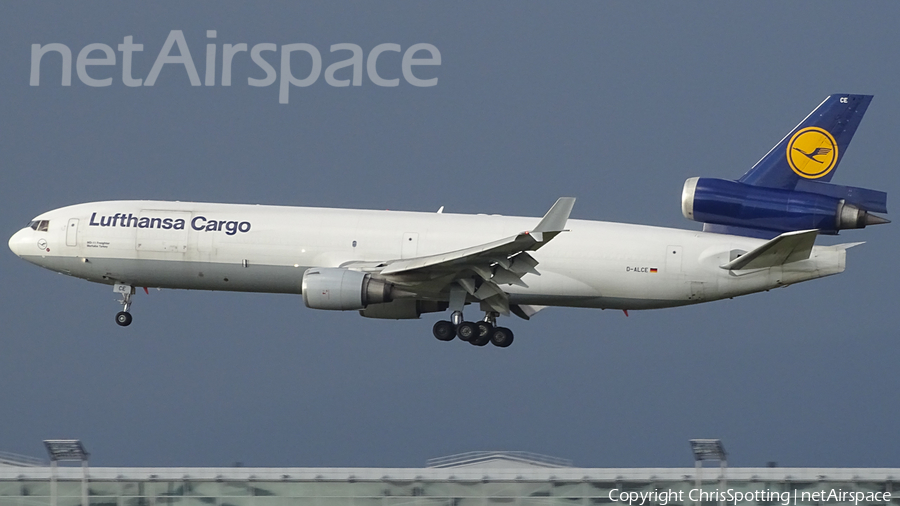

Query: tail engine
[682,177,889,235]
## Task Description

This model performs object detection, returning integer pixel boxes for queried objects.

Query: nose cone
[8,228,30,257]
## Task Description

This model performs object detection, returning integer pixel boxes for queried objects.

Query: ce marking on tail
[840,97,849,103]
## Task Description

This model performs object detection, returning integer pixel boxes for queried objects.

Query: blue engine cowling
[681,177,880,235]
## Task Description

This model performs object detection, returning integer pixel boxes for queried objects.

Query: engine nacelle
[682,177,884,234]
[301,268,393,311]
[359,299,448,319]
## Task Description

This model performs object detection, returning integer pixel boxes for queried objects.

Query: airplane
[8,94,889,348]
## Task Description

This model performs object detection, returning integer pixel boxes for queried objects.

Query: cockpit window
[28,220,50,232]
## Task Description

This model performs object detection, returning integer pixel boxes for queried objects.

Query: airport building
[1,442,897,506]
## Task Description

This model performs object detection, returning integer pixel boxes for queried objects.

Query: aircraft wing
[344,197,575,316]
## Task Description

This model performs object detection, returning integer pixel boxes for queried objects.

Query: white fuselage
[8,200,847,311]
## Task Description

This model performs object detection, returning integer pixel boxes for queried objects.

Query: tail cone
[864,213,891,226]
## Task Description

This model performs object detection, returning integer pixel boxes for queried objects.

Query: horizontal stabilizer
[794,180,888,214]
[831,241,865,251]
[721,229,819,270]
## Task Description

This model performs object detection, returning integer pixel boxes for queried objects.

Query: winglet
[533,197,576,233]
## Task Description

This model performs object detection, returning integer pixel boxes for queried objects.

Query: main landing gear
[432,310,514,348]
[114,283,134,327]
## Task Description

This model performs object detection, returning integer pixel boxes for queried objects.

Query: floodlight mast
[44,440,89,462]
[689,439,727,506]
[43,440,89,506]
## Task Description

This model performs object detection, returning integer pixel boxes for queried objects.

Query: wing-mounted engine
[682,177,889,237]
[301,267,396,310]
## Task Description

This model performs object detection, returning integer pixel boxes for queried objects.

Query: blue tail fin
[738,94,872,189]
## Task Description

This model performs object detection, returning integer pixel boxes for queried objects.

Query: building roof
[1,466,897,482]
[426,451,574,469]
[0,452,44,468]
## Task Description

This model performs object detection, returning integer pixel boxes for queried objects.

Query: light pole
[44,440,90,506]
[689,439,727,506]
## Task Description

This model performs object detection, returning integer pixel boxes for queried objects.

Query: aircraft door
[665,245,683,273]
[66,218,78,246]
[401,232,419,259]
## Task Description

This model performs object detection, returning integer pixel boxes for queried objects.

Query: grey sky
[1,2,898,468]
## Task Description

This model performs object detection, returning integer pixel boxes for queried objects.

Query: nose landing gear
[115,311,133,326]
[113,283,134,327]
[431,310,515,348]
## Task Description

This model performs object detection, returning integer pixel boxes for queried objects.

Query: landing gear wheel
[476,321,493,340]
[115,311,133,327]
[490,327,514,348]
[456,321,477,342]
[470,322,492,346]
[114,284,135,327]
[433,320,456,341]
[470,334,490,346]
